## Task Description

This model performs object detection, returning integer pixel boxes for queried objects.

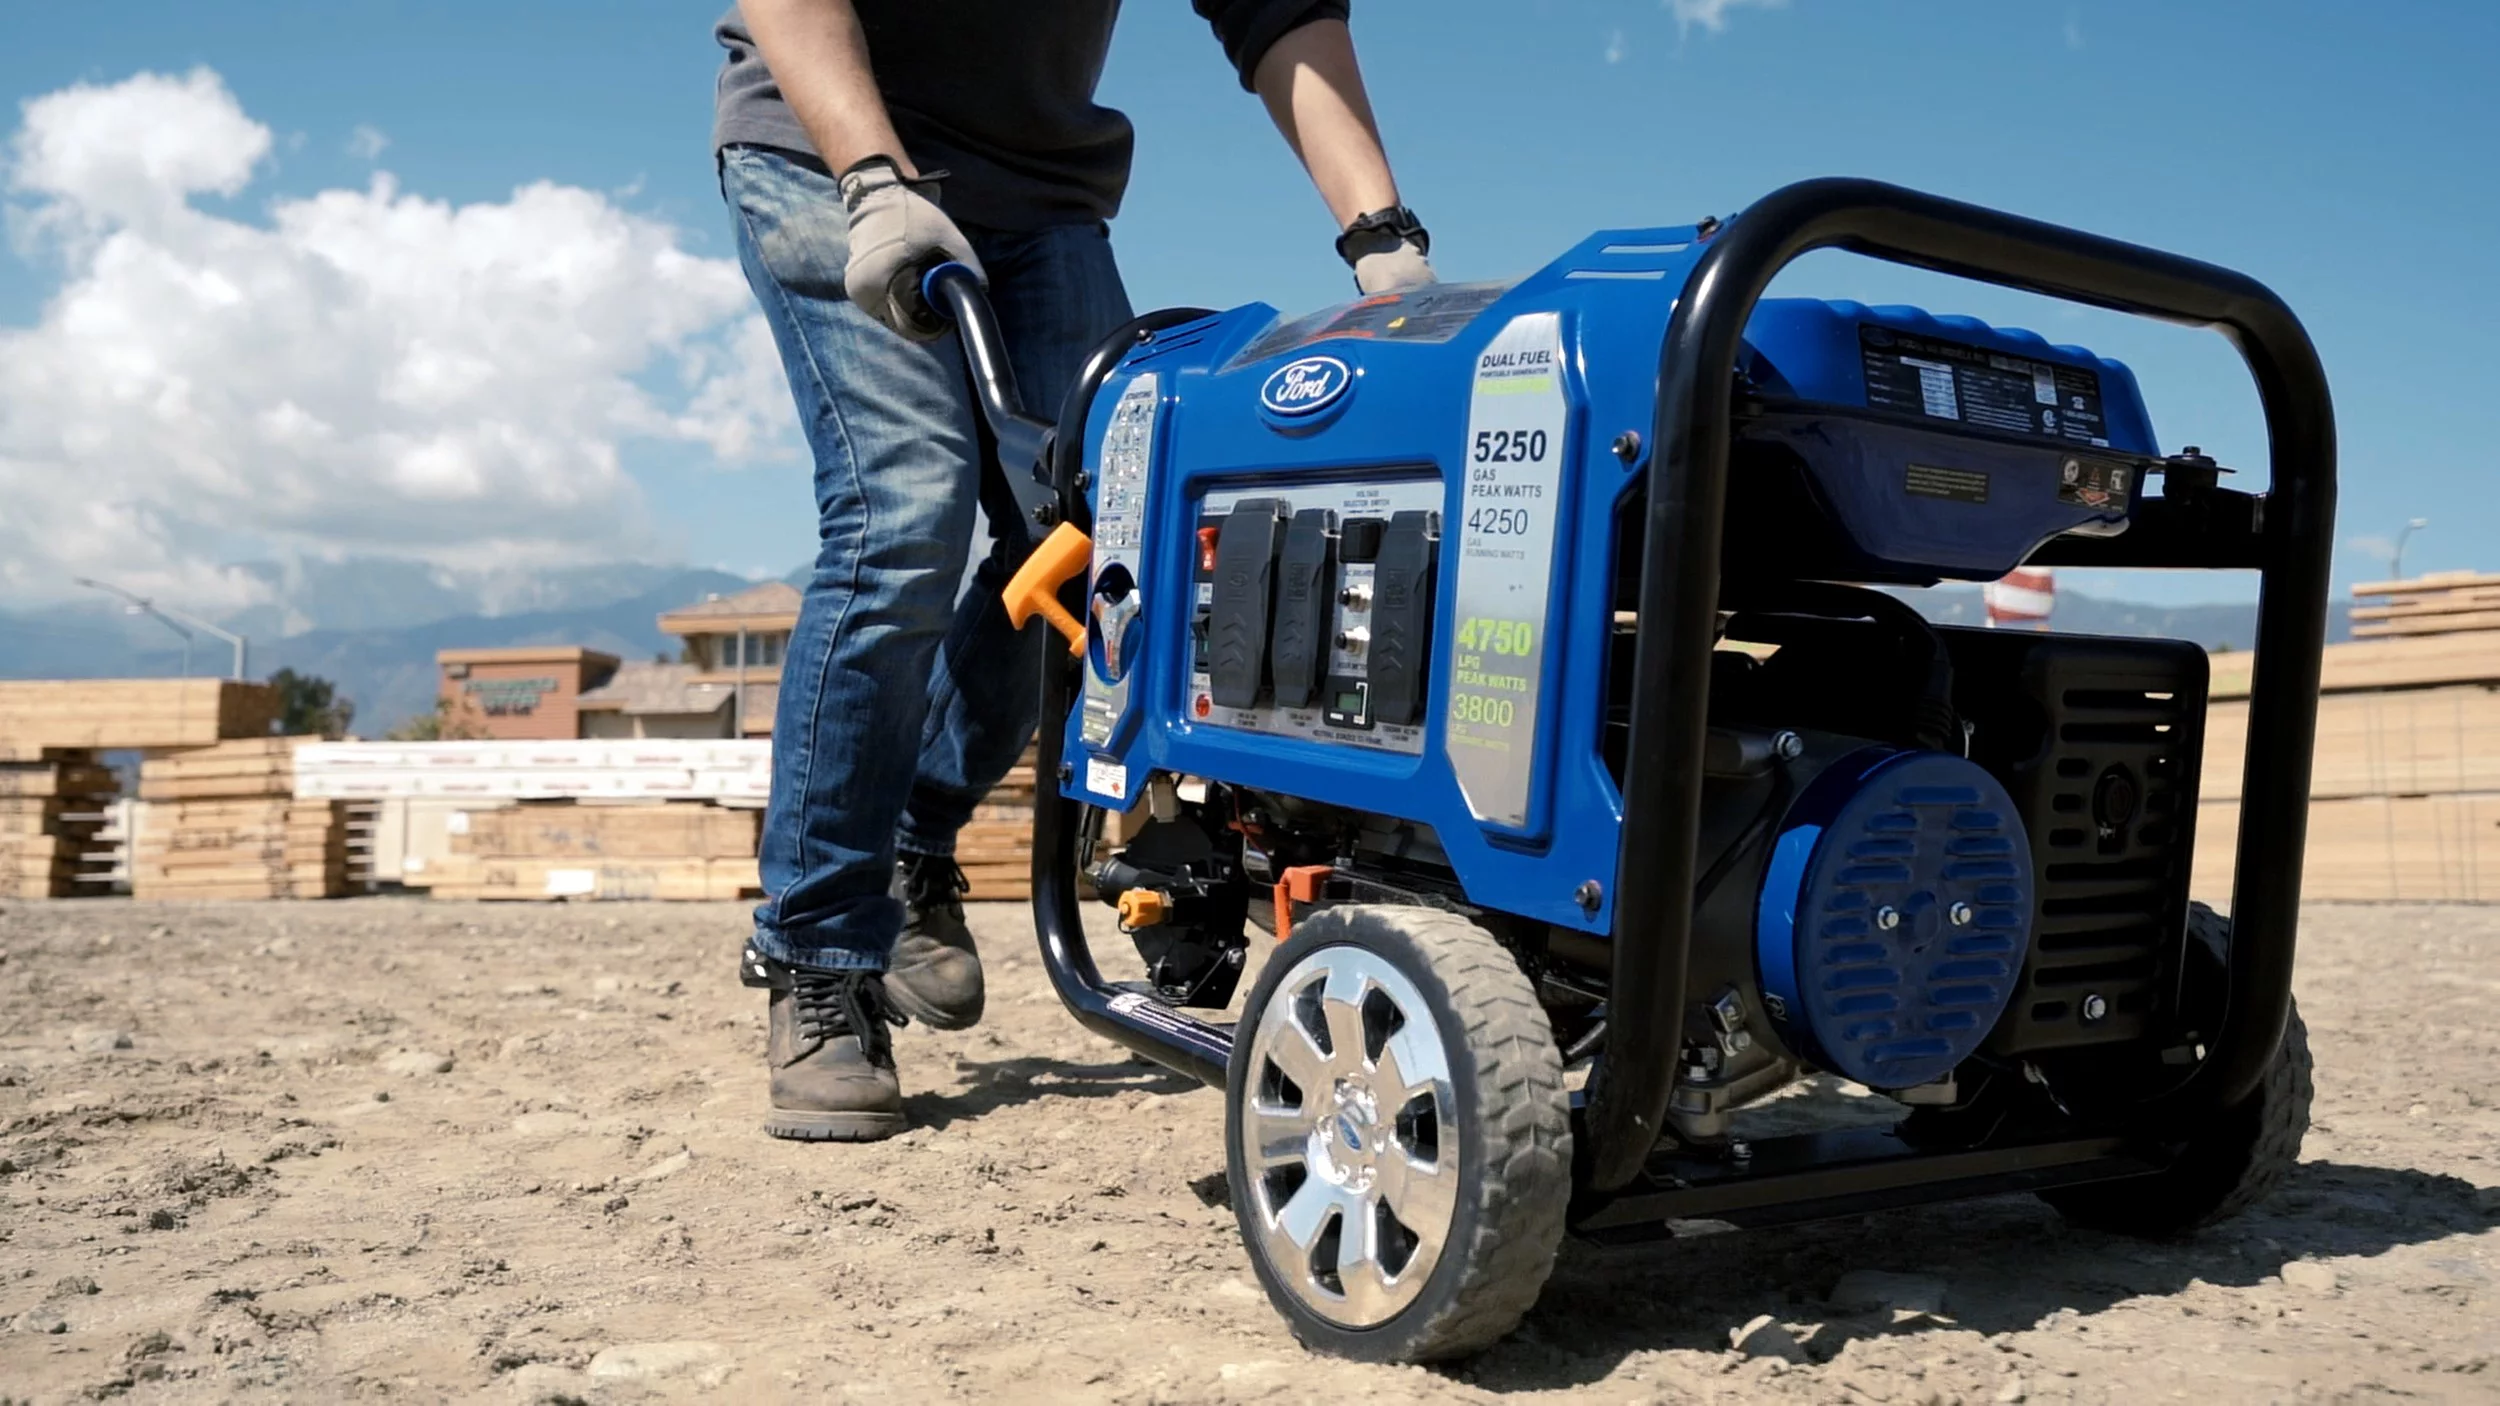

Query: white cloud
[11,68,268,229]
[1666,0,1789,38]
[346,123,390,161]
[1605,28,1628,63]
[0,69,792,609]
[2063,10,2085,50]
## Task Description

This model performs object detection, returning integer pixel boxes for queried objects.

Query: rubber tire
[2039,906,2312,1236]
[1224,905,1572,1362]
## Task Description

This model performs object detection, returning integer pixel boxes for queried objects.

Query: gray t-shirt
[714,1,1348,231]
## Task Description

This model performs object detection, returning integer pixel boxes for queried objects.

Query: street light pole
[70,577,250,680]
[2391,517,2430,582]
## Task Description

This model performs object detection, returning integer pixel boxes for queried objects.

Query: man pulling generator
[717,0,2338,1369]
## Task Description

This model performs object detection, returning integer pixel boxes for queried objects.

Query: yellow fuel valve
[1115,887,1172,931]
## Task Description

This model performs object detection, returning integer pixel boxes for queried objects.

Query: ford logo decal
[1260,355,1352,418]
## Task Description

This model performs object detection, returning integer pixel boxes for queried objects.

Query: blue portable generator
[921,177,2335,1362]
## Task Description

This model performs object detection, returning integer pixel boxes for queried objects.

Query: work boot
[742,946,909,1142]
[884,852,985,1031]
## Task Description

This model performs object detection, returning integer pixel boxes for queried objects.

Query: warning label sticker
[2055,455,2134,512]
[1860,325,2111,447]
[1905,463,1990,505]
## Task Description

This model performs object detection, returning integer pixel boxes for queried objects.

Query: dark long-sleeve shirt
[713,1,1348,230]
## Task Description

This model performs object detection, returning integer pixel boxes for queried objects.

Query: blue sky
[4,0,2494,608]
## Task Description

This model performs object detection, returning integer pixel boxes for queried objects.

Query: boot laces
[791,969,908,1069]
[901,853,970,912]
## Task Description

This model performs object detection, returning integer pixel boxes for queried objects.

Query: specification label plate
[1444,312,1569,831]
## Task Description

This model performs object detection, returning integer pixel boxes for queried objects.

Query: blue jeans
[722,144,1133,971]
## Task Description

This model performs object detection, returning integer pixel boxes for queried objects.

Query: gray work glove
[1353,240,1436,295]
[1338,205,1437,296]
[838,156,983,341]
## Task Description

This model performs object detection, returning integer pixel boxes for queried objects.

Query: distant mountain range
[0,558,2350,736]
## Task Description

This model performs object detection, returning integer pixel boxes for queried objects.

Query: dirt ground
[0,897,2494,1405]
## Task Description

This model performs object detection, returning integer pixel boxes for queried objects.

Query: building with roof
[437,647,621,741]
[433,581,799,741]
[574,662,739,739]
[655,581,799,738]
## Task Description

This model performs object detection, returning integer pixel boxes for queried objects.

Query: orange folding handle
[1002,521,1092,656]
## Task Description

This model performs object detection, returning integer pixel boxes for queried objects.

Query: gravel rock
[2281,1260,2342,1294]
[71,1026,133,1053]
[12,1305,69,1334]
[626,1148,693,1185]
[588,1340,730,1387]
[384,1049,454,1077]
[1830,1269,1950,1316]
[1730,1313,1811,1363]
[507,1363,592,1402]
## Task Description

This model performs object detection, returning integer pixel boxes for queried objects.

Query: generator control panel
[1188,477,1441,756]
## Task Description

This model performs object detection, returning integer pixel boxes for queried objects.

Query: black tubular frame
[1031,305,1233,1088]
[924,258,1232,1085]
[1587,177,2335,1193]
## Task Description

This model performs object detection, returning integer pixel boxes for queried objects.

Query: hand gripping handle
[1002,520,1092,656]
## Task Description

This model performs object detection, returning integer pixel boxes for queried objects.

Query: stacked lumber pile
[131,739,353,900]
[0,679,278,750]
[409,802,761,901]
[0,746,119,899]
[2349,571,2500,639]
[2197,598,2500,903]
[955,744,1037,901]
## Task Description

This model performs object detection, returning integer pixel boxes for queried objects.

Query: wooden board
[2208,633,2500,699]
[139,775,295,801]
[2201,684,2500,802]
[130,875,342,895]
[0,680,279,749]
[0,746,96,765]
[131,846,347,869]
[2352,613,2500,639]
[142,736,309,763]
[418,856,760,902]
[139,755,297,781]
[2351,570,2500,599]
[448,803,760,860]
[0,810,106,838]
[0,765,117,799]
[2193,794,2500,904]
[957,861,1030,902]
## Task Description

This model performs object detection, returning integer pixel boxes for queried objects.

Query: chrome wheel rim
[1239,945,1459,1327]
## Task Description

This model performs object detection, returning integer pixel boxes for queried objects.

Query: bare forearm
[1251,19,1400,228]
[738,0,914,174]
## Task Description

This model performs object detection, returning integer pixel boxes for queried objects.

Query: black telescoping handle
[919,262,1061,547]
[1587,177,2336,1194]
